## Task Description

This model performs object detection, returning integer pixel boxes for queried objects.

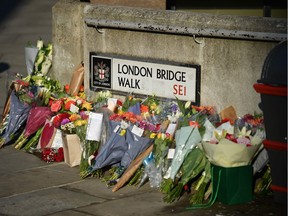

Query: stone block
[90,0,166,9]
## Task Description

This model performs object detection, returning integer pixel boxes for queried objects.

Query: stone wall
[51,0,287,116]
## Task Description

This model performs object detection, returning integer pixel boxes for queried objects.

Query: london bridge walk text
[117,64,188,96]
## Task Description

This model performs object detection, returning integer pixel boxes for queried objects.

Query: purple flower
[147,123,158,132]
[61,118,70,125]
[171,103,179,113]
[79,111,89,120]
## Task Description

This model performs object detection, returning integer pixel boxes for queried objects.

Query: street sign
[90,53,201,104]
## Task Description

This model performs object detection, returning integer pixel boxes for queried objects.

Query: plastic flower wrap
[88,121,128,173]
[14,106,53,149]
[32,40,52,76]
[166,101,181,124]
[140,95,161,120]
[29,74,61,94]
[120,125,154,169]
[163,147,207,203]
[112,144,154,192]
[14,79,39,105]
[106,124,155,185]
[0,91,32,147]
[201,118,264,168]
[165,126,202,180]
[93,90,113,109]
[153,132,174,168]
[120,94,142,113]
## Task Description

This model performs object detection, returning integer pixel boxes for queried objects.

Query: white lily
[40,58,52,75]
[184,100,192,109]
[238,127,251,137]
[37,39,44,49]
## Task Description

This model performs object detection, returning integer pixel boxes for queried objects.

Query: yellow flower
[117,109,124,115]
[150,133,157,139]
[119,129,126,136]
[150,102,157,111]
[79,92,86,99]
[74,119,87,127]
[157,133,162,139]
[82,101,92,110]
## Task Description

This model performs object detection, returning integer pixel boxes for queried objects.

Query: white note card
[165,123,177,135]
[167,148,175,159]
[131,125,144,137]
[86,112,103,141]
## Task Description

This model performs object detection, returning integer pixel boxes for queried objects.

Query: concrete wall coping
[83,4,287,37]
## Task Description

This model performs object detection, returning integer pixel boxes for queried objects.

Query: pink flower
[209,137,219,144]
[236,137,251,145]
[51,100,63,112]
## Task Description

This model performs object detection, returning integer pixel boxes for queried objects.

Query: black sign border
[89,52,201,106]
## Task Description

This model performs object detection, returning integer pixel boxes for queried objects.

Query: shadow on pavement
[0,0,27,26]
[0,63,10,74]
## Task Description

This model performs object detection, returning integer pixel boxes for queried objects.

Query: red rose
[42,148,56,163]
[64,100,76,111]
[52,113,71,128]
[55,147,64,162]
[64,84,70,94]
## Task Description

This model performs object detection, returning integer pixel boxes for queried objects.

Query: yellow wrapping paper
[202,136,262,168]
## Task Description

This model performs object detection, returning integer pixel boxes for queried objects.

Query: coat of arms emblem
[94,61,110,82]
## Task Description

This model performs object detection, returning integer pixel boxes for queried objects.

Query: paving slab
[0,146,47,173]
[0,187,106,216]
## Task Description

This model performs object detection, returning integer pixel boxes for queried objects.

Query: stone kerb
[51,0,287,116]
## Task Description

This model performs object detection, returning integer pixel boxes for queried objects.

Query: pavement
[0,145,286,216]
[0,0,58,119]
[0,1,287,216]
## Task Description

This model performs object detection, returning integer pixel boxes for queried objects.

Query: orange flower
[79,85,84,92]
[69,113,81,122]
[140,104,149,113]
[189,121,200,128]
[192,105,215,115]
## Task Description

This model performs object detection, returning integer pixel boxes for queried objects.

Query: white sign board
[90,54,200,104]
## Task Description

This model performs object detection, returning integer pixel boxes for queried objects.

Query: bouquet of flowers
[201,119,264,168]
[0,89,33,147]
[32,39,52,76]
[14,106,53,149]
